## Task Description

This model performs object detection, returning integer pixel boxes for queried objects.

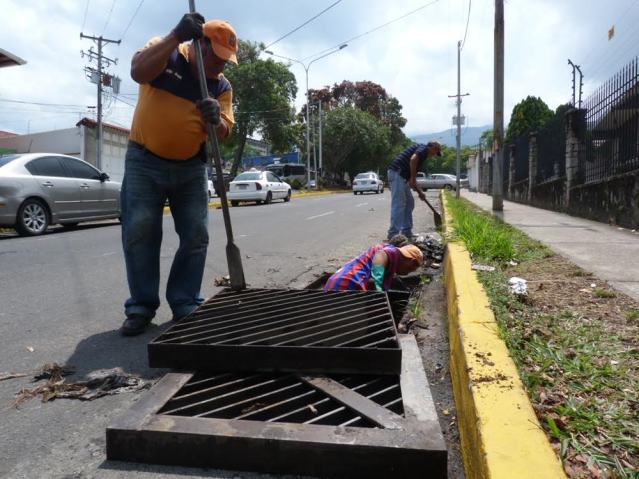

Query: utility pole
[81,33,120,171]
[318,100,323,182]
[448,41,470,198]
[492,0,504,211]
[311,107,317,185]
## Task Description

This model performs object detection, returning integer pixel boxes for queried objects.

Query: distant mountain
[411,125,491,147]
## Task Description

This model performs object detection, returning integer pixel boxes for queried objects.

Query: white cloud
[1,0,638,137]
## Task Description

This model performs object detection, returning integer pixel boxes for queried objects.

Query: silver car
[416,172,458,191]
[0,153,121,236]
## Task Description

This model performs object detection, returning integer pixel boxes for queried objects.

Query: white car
[207,179,215,199]
[352,172,384,195]
[228,171,292,206]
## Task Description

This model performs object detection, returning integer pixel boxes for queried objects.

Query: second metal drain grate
[149,288,401,374]
[158,372,404,427]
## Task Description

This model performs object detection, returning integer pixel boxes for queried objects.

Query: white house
[467,152,480,192]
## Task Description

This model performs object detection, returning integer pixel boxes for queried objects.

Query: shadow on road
[64,322,171,381]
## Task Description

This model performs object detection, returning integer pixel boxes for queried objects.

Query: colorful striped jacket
[324,243,401,291]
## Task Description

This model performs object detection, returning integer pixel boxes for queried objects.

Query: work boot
[120,314,153,336]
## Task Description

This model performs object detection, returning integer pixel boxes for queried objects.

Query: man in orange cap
[119,13,238,336]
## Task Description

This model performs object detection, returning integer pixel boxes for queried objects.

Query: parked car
[352,172,384,194]
[459,174,469,189]
[0,153,121,236]
[227,171,291,206]
[209,172,233,194]
[207,179,215,199]
[416,172,457,191]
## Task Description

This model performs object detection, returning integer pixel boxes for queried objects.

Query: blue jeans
[387,168,415,239]
[121,142,209,320]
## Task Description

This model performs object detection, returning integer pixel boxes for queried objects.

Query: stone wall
[568,172,639,228]
[530,178,566,213]
[497,107,639,229]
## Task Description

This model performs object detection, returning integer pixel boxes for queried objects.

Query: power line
[110,95,136,108]
[460,0,472,51]
[301,0,440,62]
[0,98,91,108]
[102,0,117,36]
[80,0,90,33]
[120,0,145,42]
[264,0,343,50]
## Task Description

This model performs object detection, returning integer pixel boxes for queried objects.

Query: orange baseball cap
[203,19,238,65]
[398,244,423,266]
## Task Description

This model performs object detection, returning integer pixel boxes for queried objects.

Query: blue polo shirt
[388,144,429,180]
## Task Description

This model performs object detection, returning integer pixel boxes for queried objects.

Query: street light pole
[305,67,311,187]
[265,45,347,188]
[318,99,323,181]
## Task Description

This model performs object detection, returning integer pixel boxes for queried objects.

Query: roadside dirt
[493,254,639,477]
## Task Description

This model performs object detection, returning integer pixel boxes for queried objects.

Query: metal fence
[578,57,639,184]
[537,110,566,183]
[502,149,509,191]
[514,135,529,182]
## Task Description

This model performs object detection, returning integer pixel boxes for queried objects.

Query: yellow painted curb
[441,192,565,479]
[163,189,349,214]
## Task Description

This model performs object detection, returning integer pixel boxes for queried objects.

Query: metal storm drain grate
[107,335,447,478]
[156,372,404,428]
[149,288,402,374]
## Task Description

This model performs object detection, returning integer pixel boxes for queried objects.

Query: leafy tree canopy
[306,80,408,147]
[505,95,553,143]
[322,106,391,181]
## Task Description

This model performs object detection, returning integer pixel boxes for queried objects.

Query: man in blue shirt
[387,141,442,239]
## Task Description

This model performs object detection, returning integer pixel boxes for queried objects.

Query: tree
[306,80,408,149]
[480,128,494,151]
[505,96,553,143]
[223,40,298,175]
[322,106,391,182]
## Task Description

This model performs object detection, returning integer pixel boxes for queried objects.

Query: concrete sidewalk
[462,191,639,302]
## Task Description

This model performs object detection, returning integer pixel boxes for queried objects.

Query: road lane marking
[306,211,335,220]
[355,202,368,207]
[101,251,117,257]
[238,234,249,238]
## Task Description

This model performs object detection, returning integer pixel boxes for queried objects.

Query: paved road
[0,190,437,478]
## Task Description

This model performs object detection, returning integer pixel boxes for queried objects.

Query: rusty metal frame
[148,288,402,375]
[107,335,447,478]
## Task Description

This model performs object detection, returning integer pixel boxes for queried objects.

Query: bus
[265,163,307,183]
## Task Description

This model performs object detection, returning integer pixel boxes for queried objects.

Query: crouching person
[324,243,423,292]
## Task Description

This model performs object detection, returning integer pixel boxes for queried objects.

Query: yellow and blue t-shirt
[130,38,234,161]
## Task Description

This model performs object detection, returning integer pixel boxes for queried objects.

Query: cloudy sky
[1,0,638,139]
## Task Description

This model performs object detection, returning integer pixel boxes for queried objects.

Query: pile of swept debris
[6,363,149,407]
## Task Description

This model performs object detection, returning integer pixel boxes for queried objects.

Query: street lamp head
[264,50,273,55]
[339,44,348,50]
